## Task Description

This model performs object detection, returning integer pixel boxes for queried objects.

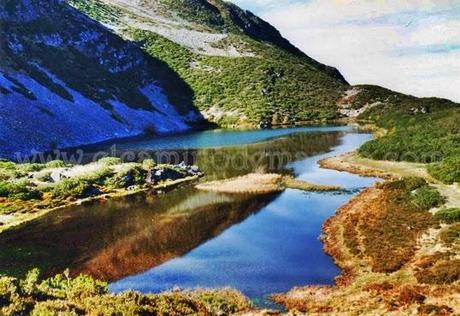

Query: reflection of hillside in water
[0,131,342,281]
[196,131,343,180]
[0,185,277,281]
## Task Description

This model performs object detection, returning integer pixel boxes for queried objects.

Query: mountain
[64,0,349,127]
[1,0,457,161]
[0,0,205,159]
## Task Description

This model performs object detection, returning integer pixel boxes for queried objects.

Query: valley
[0,0,459,315]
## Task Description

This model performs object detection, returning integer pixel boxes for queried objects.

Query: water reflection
[0,128,363,302]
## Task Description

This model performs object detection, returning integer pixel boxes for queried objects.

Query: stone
[50,168,70,183]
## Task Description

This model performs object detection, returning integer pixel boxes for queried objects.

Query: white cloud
[232,0,460,102]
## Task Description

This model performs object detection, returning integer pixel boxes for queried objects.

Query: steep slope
[68,0,349,127]
[0,0,205,159]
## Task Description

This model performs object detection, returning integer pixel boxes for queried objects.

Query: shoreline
[0,175,200,234]
[0,175,200,235]
[273,151,460,314]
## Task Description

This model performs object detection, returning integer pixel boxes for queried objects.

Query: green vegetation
[411,185,445,210]
[0,269,252,315]
[427,156,460,184]
[130,29,345,127]
[68,0,124,24]
[355,85,460,184]
[439,224,460,246]
[434,208,460,223]
[0,158,201,217]
[68,0,347,128]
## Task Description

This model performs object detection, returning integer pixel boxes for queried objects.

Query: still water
[0,126,377,305]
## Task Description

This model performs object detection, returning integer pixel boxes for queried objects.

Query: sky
[232,0,460,102]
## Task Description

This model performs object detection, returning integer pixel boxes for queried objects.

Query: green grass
[439,224,460,246]
[428,157,460,184]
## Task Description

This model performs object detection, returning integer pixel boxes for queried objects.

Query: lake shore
[273,152,460,315]
[0,175,200,234]
[0,158,203,234]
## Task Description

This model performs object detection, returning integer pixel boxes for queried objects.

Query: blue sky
[232,0,460,102]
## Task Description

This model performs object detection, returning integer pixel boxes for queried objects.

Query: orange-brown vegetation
[273,177,460,315]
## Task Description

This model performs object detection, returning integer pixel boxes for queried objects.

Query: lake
[0,126,377,306]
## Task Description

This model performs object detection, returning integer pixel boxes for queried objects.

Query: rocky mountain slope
[67,0,349,128]
[0,0,205,159]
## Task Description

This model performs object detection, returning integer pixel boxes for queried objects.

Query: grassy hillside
[68,0,348,127]
[353,85,460,183]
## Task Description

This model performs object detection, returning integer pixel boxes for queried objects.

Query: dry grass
[196,173,284,194]
[319,151,434,181]
[196,173,343,195]
[282,176,343,192]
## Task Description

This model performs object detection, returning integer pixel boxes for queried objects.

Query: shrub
[106,164,146,189]
[142,159,156,170]
[439,224,460,246]
[411,186,445,210]
[0,180,41,201]
[382,177,426,191]
[45,160,70,169]
[50,178,96,199]
[434,208,460,223]
[97,157,121,166]
[39,270,108,300]
[0,269,252,315]
[415,259,460,284]
[428,157,460,184]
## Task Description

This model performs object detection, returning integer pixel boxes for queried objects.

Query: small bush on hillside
[440,224,460,246]
[45,160,70,169]
[0,180,41,201]
[428,157,460,184]
[106,164,146,189]
[434,208,460,223]
[97,157,121,166]
[415,259,460,285]
[142,159,156,170]
[50,178,96,199]
[382,177,427,191]
[411,186,445,210]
